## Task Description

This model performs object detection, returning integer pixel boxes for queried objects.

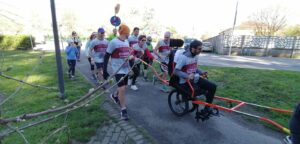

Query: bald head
[164,31,171,37]
[164,31,171,42]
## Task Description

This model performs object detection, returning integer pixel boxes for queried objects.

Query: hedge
[0,35,35,50]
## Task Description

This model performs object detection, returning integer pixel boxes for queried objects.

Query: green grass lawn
[201,65,299,129]
[149,61,299,130]
[0,50,109,143]
[1,50,299,143]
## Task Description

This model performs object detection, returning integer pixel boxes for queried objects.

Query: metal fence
[222,35,300,49]
[206,35,300,58]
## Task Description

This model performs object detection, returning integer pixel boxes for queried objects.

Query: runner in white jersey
[89,28,109,83]
[103,24,131,120]
[154,31,171,92]
[128,35,148,91]
[128,27,139,47]
[85,32,97,79]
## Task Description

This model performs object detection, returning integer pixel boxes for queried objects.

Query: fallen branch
[0,52,45,106]
[0,59,130,124]
[40,125,68,144]
[0,72,57,91]
[7,124,29,144]
[0,60,135,139]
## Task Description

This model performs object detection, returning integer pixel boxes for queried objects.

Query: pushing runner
[154,31,172,92]
[128,35,154,90]
[142,36,154,81]
[103,24,131,120]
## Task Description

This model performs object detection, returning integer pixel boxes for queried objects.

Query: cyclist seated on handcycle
[173,40,217,114]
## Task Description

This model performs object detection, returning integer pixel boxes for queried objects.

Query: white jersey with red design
[128,35,139,47]
[90,38,109,63]
[156,40,171,63]
[175,53,198,84]
[132,43,147,64]
[132,43,146,58]
[106,38,131,74]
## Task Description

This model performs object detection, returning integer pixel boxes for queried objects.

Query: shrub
[0,35,35,50]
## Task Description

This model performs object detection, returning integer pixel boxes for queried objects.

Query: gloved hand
[128,55,135,60]
[201,71,208,78]
[141,50,145,56]
[103,71,110,80]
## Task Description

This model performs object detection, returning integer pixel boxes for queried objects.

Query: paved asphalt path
[76,51,293,144]
[198,53,300,72]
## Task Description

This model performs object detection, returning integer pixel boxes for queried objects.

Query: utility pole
[50,0,65,99]
[228,0,239,56]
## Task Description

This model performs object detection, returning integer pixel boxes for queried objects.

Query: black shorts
[115,74,128,87]
[143,57,152,69]
[160,62,168,73]
[95,62,104,69]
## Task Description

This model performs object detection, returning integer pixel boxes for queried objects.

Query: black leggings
[180,77,217,103]
[87,57,95,71]
[67,60,76,76]
[290,102,300,144]
[129,60,140,85]
[76,46,81,59]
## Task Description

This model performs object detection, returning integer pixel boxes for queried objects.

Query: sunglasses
[100,32,105,34]
[141,39,146,42]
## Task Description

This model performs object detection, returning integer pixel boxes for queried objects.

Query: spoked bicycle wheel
[168,89,189,116]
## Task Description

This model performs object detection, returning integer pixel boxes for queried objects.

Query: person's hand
[201,71,208,77]
[128,55,135,60]
[103,71,110,80]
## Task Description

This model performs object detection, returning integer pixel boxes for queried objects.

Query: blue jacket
[65,46,79,60]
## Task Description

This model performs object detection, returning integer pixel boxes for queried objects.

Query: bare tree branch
[40,125,68,144]
[0,72,57,91]
[0,52,45,106]
[0,63,134,139]
[251,6,286,36]
[7,124,29,144]
[0,58,131,124]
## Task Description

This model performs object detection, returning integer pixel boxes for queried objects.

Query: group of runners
[65,24,217,121]
[64,24,299,144]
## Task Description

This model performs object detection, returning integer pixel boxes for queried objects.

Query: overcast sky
[1,0,299,37]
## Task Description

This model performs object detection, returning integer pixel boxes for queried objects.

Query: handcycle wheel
[168,89,189,116]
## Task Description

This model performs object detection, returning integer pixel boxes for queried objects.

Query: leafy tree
[60,12,78,37]
[283,25,300,36]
